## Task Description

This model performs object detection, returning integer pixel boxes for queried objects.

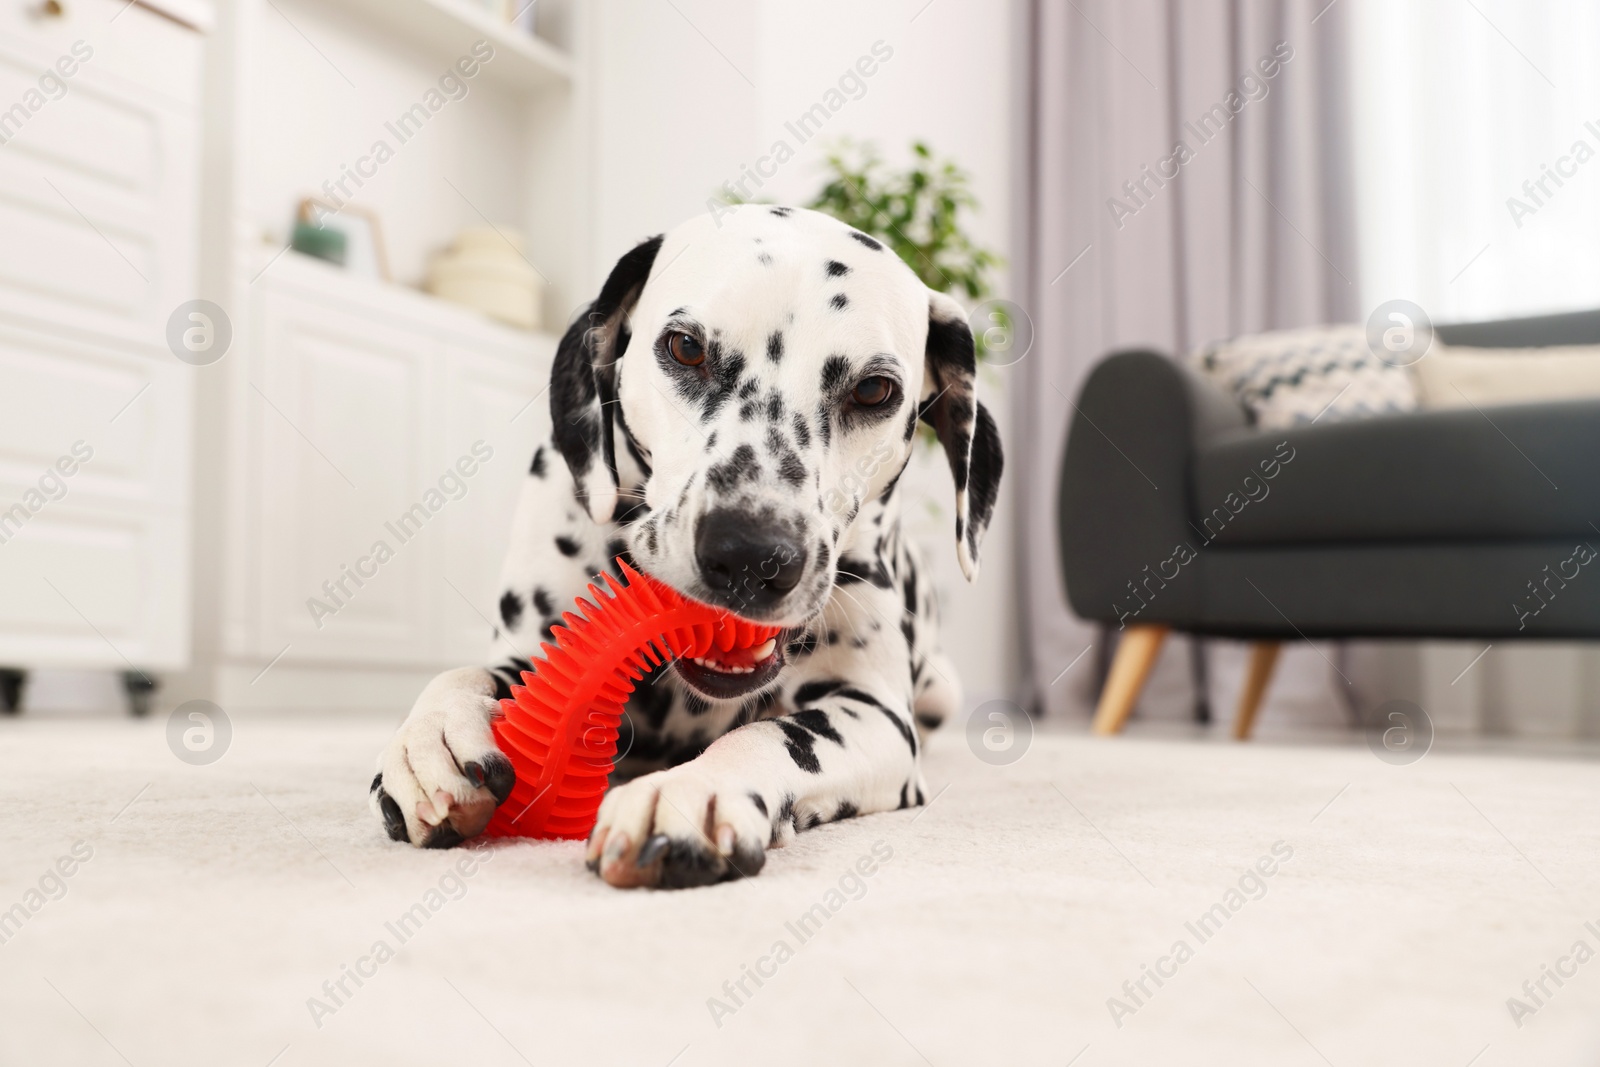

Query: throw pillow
[1192,324,1419,430]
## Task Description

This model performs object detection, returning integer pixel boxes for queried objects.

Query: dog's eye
[667,332,705,367]
[851,376,894,407]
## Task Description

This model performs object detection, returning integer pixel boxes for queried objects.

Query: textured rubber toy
[484,560,783,840]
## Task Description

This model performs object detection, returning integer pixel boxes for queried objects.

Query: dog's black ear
[920,290,1003,580]
[550,235,663,524]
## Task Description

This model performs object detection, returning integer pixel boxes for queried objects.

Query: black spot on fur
[549,235,662,508]
[529,446,547,477]
[820,354,851,395]
[794,679,845,706]
[837,556,893,589]
[766,394,784,422]
[613,496,650,525]
[830,293,849,310]
[832,800,858,822]
[879,455,911,502]
[792,413,812,449]
[964,403,1004,557]
[555,535,581,558]
[684,692,711,717]
[837,686,888,713]
[771,793,797,845]
[696,347,747,422]
[849,231,883,251]
[707,444,760,494]
[767,331,784,363]
[778,451,806,488]
[532,587,553,618]
[897,782,910,810]
[758,251,773,266]
[749,792,768,817]
[493,656,533,695]
[739,401,758,421]
[925,315,978,378]
[739,378,760,399]
[826,259,851,277]
[790,708,843,745]
[770,206,793,217]
[606,537,634,570]
[877,705,917,756]
[499,591,523,628]
[776,719,822,773]
[786,629,818,657]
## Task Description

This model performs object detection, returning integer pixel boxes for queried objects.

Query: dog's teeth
[751,639,776,661]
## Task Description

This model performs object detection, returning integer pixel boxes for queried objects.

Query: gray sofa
[1057,308,1600,736]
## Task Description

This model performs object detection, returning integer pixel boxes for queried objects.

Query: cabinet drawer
[0,0,203,107]
[0,316,190,508]
[0,0,199,347]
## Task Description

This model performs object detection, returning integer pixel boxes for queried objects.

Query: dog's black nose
[695,510,807,611]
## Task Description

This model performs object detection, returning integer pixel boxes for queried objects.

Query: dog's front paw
[369,668,514,849]
[585,767,771,889]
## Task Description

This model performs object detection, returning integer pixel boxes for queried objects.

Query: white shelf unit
[183,0,594,711]
[321,0,573,92]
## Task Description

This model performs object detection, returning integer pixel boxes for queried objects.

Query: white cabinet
[191,254,550,710]
[0,1,202,671]
[0,0,588,710]
[177,0,590,711]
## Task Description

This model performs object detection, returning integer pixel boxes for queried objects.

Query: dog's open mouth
[671,634,785,700]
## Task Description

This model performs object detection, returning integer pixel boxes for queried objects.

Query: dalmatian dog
[369,205,1002,888]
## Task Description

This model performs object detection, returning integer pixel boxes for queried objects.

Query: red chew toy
[485,560,783,840]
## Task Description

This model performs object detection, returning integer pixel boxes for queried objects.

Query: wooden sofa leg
[1233,641,1282,740]
[1091,625,1169,736]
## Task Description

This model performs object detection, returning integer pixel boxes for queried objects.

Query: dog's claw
[637,834,671,868]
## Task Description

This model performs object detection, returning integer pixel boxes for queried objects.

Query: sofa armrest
[1056,350,1249,626]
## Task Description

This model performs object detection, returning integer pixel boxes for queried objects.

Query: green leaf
[801,138,1001,336]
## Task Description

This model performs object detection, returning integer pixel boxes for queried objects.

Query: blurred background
[2,0,1598,748]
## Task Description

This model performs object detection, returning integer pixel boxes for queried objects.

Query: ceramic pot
[427,226,543,330]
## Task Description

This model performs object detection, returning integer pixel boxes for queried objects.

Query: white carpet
[2,714,1599,1066]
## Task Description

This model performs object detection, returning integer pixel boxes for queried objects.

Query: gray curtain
[1015,0,1360,719]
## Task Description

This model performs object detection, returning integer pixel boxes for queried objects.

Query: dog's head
[550,207,1002,698]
